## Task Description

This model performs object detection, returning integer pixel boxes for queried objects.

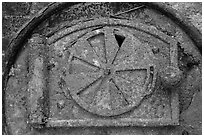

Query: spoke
[115,69,147,87]
[116,68,147,72]
[113,76,133,105]
[113,36,134,64]
[110,79,129,106]
[72,56,101,71]
[93,79,111,110]
[71,39,102,68]
[104,27,119,64]
[114,61,149,72]
[77,76,103,95]
[79,77,103,105]
[65,71,102,95]
[88,33,107,63]
[114,76,145,106]
[84,39,104,67]
[114,35,152,71]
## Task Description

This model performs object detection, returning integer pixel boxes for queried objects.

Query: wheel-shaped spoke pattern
[104,27,120,64]
[66,27,156,116]
[87,31,107,63]
[70,38,102,68]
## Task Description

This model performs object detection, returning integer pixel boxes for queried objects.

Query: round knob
[160,66,183,88]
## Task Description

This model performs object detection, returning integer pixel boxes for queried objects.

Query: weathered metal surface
[3,2,201,135]
[41,18,180,127]
[66,26,156,117]
[27,34,48,126]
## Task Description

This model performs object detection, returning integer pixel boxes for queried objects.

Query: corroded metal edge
[47,119,178,127]
[46,91,179,127]
[47,18,177,45]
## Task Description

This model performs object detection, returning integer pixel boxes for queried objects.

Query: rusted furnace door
[3,2,201,135]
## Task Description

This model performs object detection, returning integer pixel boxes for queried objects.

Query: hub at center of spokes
[104,68,112,76]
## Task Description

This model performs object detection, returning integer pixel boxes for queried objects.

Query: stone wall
[2,2,50,53]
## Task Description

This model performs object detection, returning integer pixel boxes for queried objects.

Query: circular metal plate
[66,26,156,116]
